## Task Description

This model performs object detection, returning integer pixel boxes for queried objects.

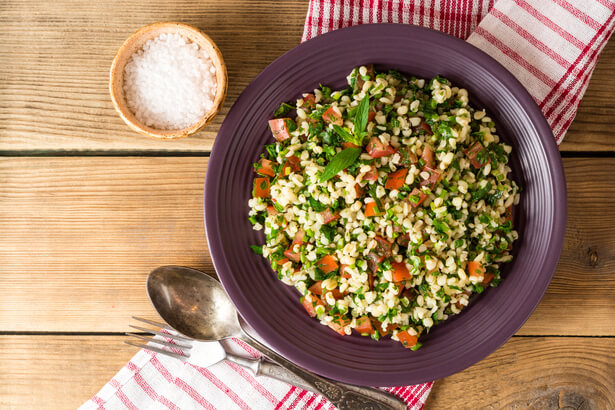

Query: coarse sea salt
[123,33,217,130]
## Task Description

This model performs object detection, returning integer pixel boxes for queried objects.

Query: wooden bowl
[109,22,227,139]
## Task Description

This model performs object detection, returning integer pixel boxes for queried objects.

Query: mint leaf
[320,147,361,182]
[332,124,354,141]
[354,96,370,140]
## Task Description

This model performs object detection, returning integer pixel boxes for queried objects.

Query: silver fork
[125,317,407,409]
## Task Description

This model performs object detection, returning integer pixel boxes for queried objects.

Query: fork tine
[124,341,188,360]
[128,324,192,342]
[132,316,171,329]
[126,332,192,350]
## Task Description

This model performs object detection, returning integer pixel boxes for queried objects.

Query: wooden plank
[0,157,614,334]
[560,39,615,152]
[0,335,613,409]
[1,0,614,152]
[0,0,307,151]
[425,337,615,409]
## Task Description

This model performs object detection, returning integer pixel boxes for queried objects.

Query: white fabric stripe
[567,0,613,22]
[537,0,600,44]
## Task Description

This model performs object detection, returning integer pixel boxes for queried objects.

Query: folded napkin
[303,0,615,144]
[82,337,432,409]
[85,2,614,409]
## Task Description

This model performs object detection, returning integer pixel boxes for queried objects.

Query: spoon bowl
[146,266,240,341]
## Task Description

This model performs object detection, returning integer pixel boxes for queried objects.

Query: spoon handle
[239,333,405,410]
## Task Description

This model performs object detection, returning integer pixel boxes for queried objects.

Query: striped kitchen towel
[81,337,431,409]
[303,0,615,144]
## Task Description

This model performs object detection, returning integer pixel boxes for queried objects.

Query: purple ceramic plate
[205,24,566,386]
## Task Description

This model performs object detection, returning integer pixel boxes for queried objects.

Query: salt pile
[123,33,217,130]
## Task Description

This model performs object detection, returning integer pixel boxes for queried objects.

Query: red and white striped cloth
[84,2,614,409]
[303,0,615,144]
[81,337,432,409]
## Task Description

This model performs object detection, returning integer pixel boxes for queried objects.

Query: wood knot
[586,247,599,267]
[559,390,591,410]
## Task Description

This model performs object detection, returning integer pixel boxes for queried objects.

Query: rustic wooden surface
[0,0,614,409]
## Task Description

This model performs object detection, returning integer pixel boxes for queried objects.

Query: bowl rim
[109,22,228,139]
[204,23,567,386]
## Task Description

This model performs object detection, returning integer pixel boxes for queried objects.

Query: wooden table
[1,1,614,408]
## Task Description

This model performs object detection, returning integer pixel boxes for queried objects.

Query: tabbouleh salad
[248,65,519,350]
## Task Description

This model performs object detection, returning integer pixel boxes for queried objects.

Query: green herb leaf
[250,245,263,255]
[354,95,371,141]
[273,102,293,117]
[320,147,361,182]
[332,124,354,141]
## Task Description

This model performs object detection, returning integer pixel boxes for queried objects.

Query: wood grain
[1,0,613,152]
[0,0,307,152]
[426,337,615,409]
[0,335,612,409]
[1,157,613,334]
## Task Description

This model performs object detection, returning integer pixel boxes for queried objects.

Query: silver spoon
[146,265,407,410]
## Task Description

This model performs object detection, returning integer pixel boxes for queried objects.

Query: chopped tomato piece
[368,271,374,290]
[283,249,301,263]
[269,118,293,142]
[255,158,276,177]
[308,281,344,299]
[355,316,375,335]
[275,258,289,266]
[253,177,270,198]
[391,262,411,282]
[354,183,365,198]
[367,111,376,122]
[363,166,379,181]
[301,294,324,317]
[281,155,301,176]
[420,145,434,168]
[374,236,393,258]
[303,93,316,109]
[366,137,396,158]
[419,166,442,189]
[321,209,340,224]
[342,142,360,149]
[266,205,278,216]
[284,230,305,263]
[482,272,494,286]
[465,141,490,169]
[327,314,351,335]
[377,321,398,336]
[398,147,419,167]
[407,188,428,208]
[366,252,384,273]
[397,330,418,349]
[467,261,485,278]
[322,106,343,126]
[416,120,433,136]
[340,264,352,279]
[396,233,410,247]
[316,255,339,274]
[385,168,408,190]
[504,205,513,223]
[364,201,384,217]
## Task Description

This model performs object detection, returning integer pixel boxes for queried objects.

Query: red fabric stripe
[387,0,393,23]
[329,0,336,32]
[275,386,296,410]
[514,0,586,50]
[419,1,424,26]
[109,379,139,410]
[541,9,614,114]
[429,0,436,29]
[408,382,432,408]
[91,394,106,410]
[312,395,329,410]
[147,354,175,383]
[302,390,319,409]
[474,26,557,88]
[409,0,415,25]
[232,337,260,358]
[439,0,445,32]
[225,361,279,405]
[349,0,355,27]
[491,8,571,69]
[398,0,404,24]
[306,0,314,40]
[126,361,158,401]
[193,366,251,410]
[174,378,216,410]
[549,16,615,131]
[288,388,309,409]
[597,0,615,11]
[553,0,602,30]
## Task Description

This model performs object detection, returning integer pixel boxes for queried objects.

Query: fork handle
[238,333,405,410]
